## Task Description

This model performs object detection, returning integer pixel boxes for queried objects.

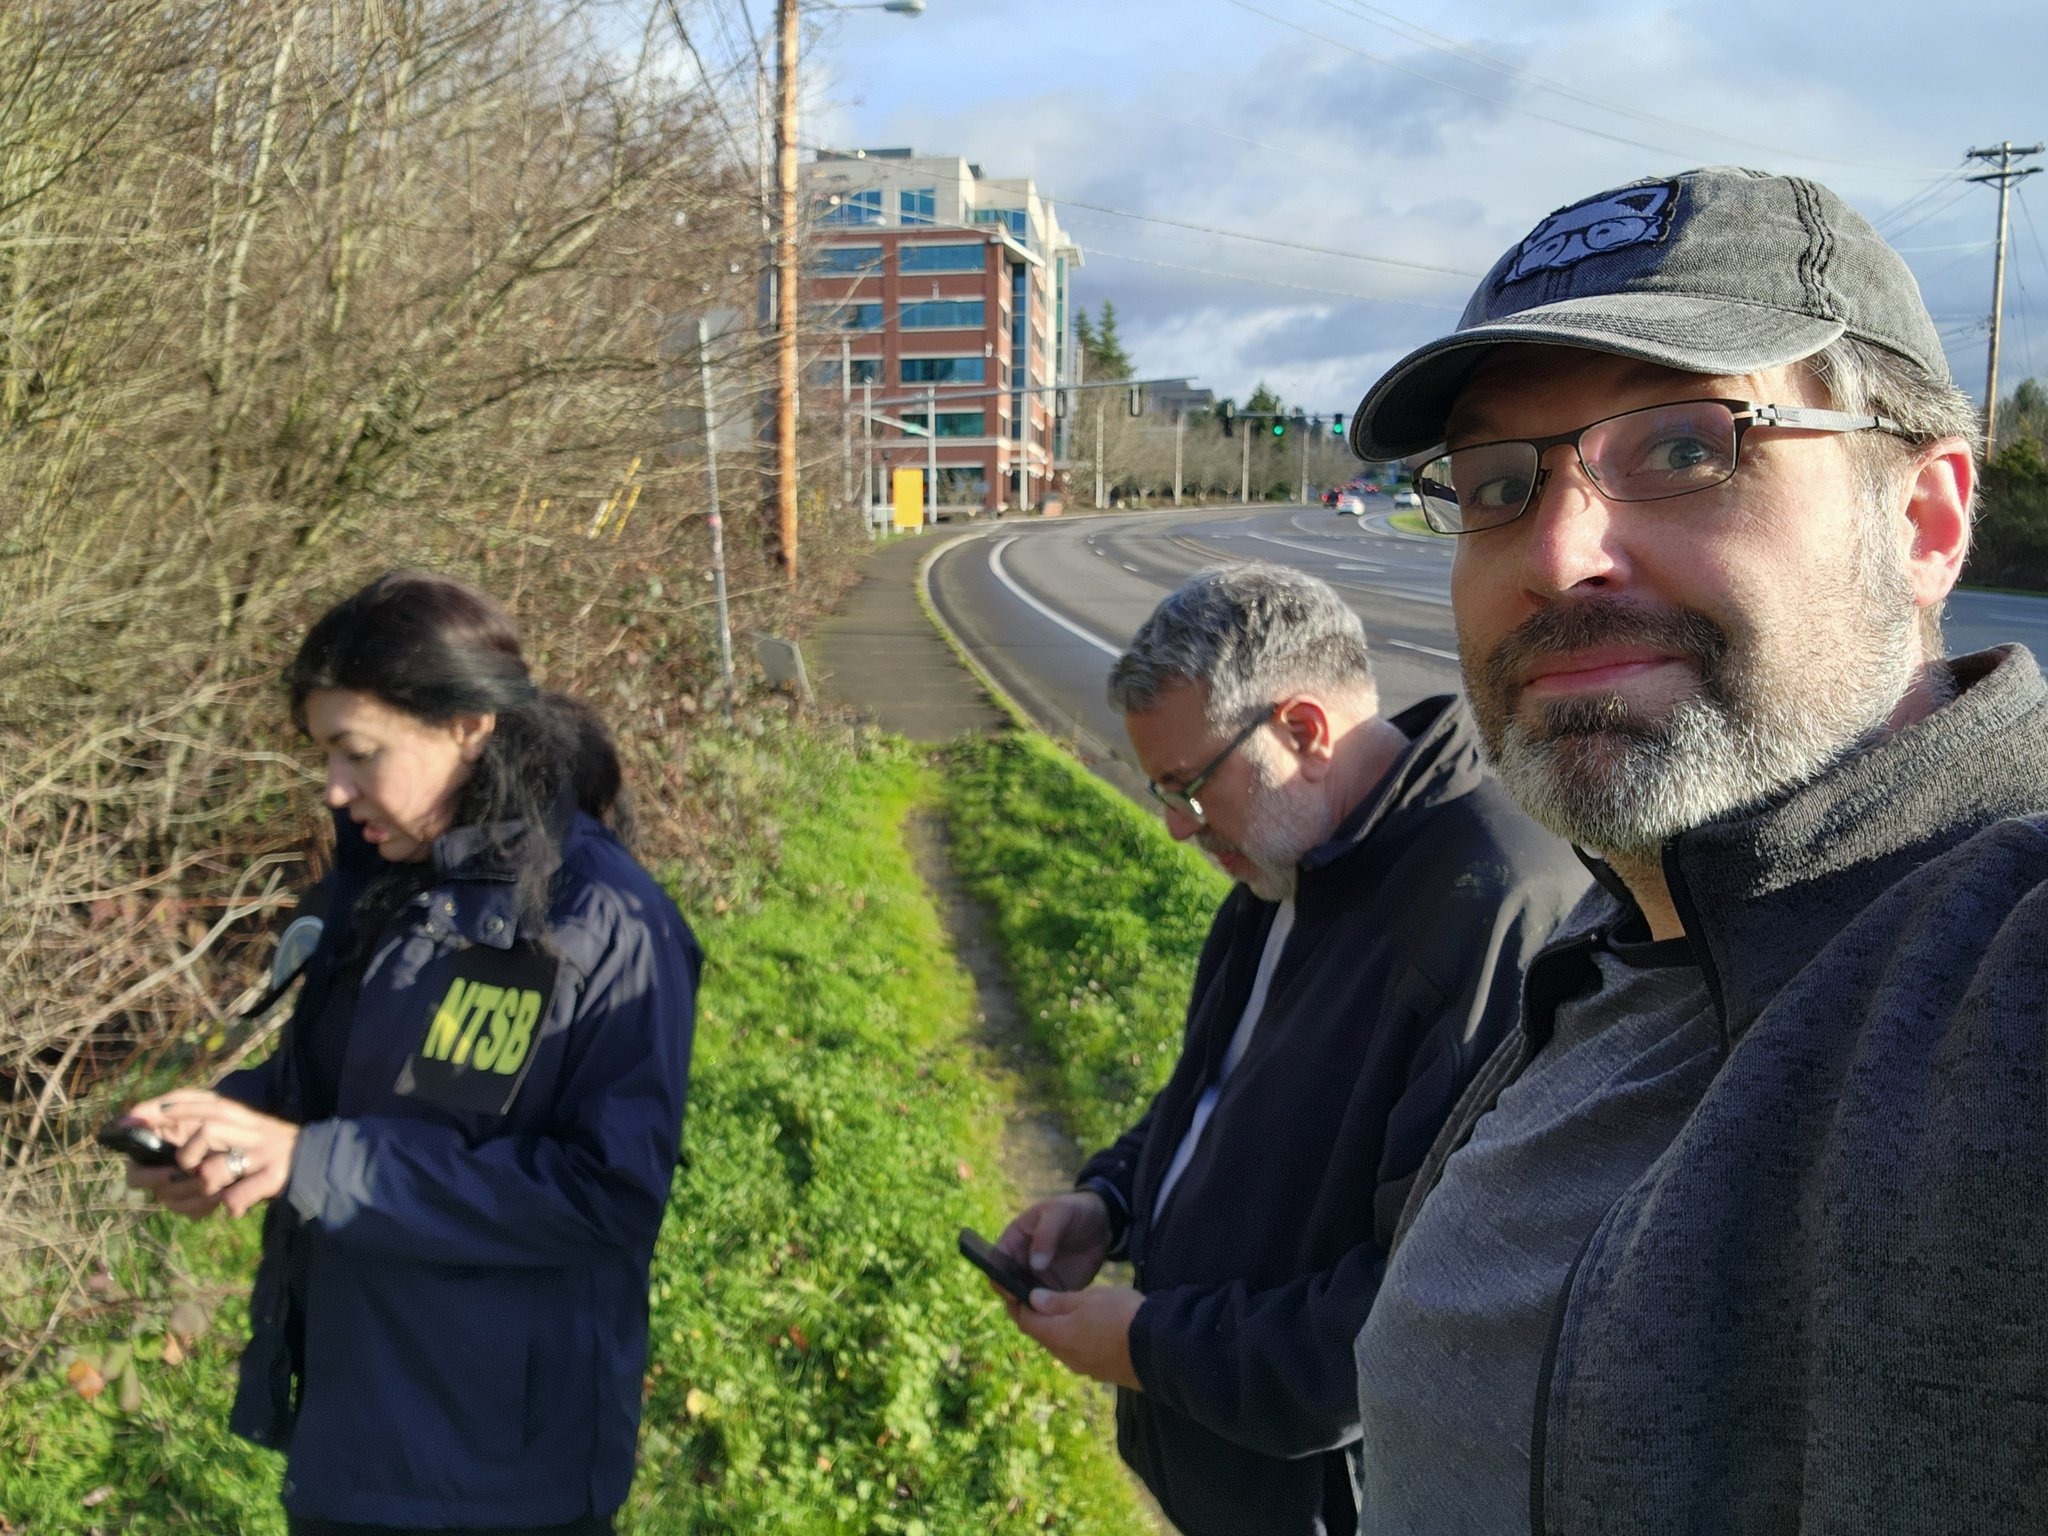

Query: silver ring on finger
[224,1146,249,1181]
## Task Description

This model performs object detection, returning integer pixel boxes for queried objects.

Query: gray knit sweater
[1374,645,2048,1535]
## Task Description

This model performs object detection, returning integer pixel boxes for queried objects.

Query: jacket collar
[1536,645,2048,1042]
[1299,693,1485,881]
[423,818,532,951]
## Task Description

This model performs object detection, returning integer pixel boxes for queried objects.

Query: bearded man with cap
[1345,167,2048,1536]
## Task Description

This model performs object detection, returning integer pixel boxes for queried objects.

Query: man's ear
[1898,436,1974,616]
[451,711,498,764]
[1275,697,1335,780]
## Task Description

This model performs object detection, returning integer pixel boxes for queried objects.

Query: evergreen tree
[1091,300,1134,380]
[1246,380,1284,416]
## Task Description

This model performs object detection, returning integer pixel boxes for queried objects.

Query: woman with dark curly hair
[120,570,699,1536]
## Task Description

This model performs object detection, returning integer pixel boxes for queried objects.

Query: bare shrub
[0,0,863,1374]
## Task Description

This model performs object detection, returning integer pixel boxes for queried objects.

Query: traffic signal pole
[1240,427,1251,505]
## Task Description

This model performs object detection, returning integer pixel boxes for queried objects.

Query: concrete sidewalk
[811,530,1009,742]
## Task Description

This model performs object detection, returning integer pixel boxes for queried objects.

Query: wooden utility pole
[1173,412,1185,507]
[1966,142,2042,457]
[772,0,801,584]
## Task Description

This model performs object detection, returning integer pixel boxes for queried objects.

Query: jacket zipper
[1528,1231,1592,1536]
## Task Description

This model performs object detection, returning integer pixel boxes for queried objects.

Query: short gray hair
[1108,562,1375,726]
[1801,334,1982,654]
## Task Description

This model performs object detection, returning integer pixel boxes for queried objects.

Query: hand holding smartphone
[958,1227,1045,1306]
[96,1116,184,1169]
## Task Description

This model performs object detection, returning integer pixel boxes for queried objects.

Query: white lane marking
[1121,562,1141,573]
[1243,531,1353,559]
[988,536,1123,657]
[1335,562,1389,572]
[1383,637,1460,661]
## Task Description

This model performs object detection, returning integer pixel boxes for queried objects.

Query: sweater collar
[1552,646,2048,1040]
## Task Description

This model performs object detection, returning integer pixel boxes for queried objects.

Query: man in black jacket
[992,563,1586,1536]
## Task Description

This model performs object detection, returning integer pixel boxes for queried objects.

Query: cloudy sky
[768,0,2048,419]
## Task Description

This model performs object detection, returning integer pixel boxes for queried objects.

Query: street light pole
[772,0,801,586]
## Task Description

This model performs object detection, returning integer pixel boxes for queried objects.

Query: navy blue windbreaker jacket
[218,808,700,1528]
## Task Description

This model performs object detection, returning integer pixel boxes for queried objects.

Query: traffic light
[1219,401,1235,437]
[1270,416,1286,438]
[1329,413,1344,438]
[1127,385,1144,417]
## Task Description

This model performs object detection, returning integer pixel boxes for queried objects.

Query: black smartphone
[958,1227,1042,1305]
[96,1116,182,1169]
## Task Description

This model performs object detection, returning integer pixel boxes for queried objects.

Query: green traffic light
[1270,420,1285,437]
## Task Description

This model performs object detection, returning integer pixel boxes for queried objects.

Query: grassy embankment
[0,724,1151,1534]
[941,731,1228,1153]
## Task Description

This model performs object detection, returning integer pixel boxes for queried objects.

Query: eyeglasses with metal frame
[1413,398,1904,536]
[1145,707,1275,824]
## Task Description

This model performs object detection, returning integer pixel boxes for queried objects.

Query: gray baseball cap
[1349,167,1949,462]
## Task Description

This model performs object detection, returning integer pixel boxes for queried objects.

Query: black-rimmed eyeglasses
[1146,707,1274,824]
[1413,398,1904,536]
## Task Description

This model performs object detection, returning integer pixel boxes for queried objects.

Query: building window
[900,299,985,329]
[937,467,987,502]
[899,242,985,274]
[974,208,1029,238]
[811,244,883,273]
[900,410,987,438]
[899,188,936,226]
[821,190,882,226]
[901,356,986,384]
[811,302,883,331]
[813,357,882,386]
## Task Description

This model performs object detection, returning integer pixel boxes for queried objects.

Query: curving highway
[926,498,2048,799]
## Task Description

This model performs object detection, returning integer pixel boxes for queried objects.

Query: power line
[1879,180,1977,245]
[1055,199,1480,279]
[1310,0,1952,177]
[799,139,1482,280]
[1075,243,1463,311]
[1224,0,1710,162]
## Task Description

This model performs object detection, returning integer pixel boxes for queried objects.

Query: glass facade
[814,357,882,386]
[812,244,883,273]
[900,299,985,329]
[1010,262,1028,443]
[900,411,987,438]
[900,356,986,384]
[899,243,986,274]
[821,190,882,226]
[899,188,936,226]
[974,208,1029,238]
[811,302,883,331]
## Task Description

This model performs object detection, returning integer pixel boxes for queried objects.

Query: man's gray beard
[1200,746,1333,902]
[1468,544,1920,859]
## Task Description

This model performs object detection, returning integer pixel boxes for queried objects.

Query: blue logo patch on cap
[1501,182,1677,287]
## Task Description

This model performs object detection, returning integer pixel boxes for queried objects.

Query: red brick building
[802,150,1079,518]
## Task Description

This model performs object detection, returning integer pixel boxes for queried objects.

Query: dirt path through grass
[905,807,1081,1203]
[904,802,1173,1535]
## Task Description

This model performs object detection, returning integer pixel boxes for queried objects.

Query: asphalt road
[927,497,2048,793]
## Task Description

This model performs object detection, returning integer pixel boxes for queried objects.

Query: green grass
[0,726,1147,1534]
[1386,509,1431,536]
[940,732,1228,1153]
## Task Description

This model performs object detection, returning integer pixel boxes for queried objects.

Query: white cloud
[797,0,2048,407]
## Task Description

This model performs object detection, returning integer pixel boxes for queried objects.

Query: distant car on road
[1321,488,1341,507]
[1391,488,1421,509]
[1354,481,1382,496]
[1334,492,1368,517]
